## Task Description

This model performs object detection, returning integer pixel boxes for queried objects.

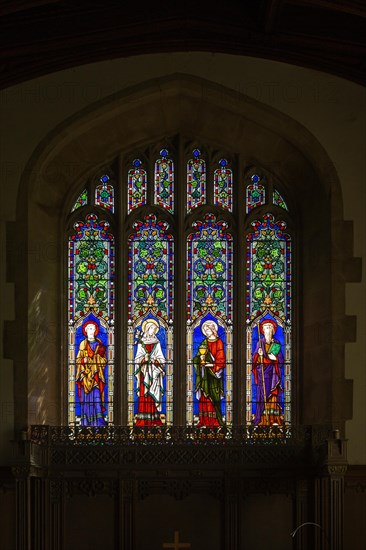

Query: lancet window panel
[245,213,292,428]
[246,174,265,213]
[127,158,147,214]
[95,174,115,212]
[214,158,233,212]
[68,213,115,427]
[187,149,206,212]
[154,149,174,213]
[186,214,233,429]
[127,214,174,427]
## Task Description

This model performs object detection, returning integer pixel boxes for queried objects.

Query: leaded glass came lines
[154,149,174,213]
[127,214,174,321]
[68,214,115,322]
[95,175,114,212]
[273,188,288,211]
[187,214,232,322]
[186,214,233,429]
[246,213,292,428]
[214,158,232,211]
[68,213,115,427]
[128,159,147,214]
[246,175,265,213]
[67,142,293,440]
[127,214,174,427]
[246,213,291,321]
[187,149,206,212]
[71,189,88,212]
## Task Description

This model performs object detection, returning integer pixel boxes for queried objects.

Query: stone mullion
[236,153,246,426]
[174,136,186,426]
[116,151,125,426]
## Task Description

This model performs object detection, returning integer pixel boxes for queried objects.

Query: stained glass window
[71,189,88,212]
[128,159,147,214]
[67,143,295,439]
[187,149,206,212]
[68,213,115,426]
[214,158,232,211]
[127,214,174,426]
[246,213,292,428]
[246,174,265,213]
[95,174,114,212]
[273,188,288,211]
[186,214,233,428]
[154,149,174,213]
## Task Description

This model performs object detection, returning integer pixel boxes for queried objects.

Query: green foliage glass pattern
[187,149,206,212]
[69,214,115,322]
[154,149,174,212]
[95,175,114,212]
[273,188,288,211]
[246,213,291,322]
[246,175,265,213]
[128,214,173,322]
[71,189,88,212]
[187,214,232,323]
[128,159,147,214]
[214,159,232,211]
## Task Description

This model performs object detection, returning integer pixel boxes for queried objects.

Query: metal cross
[162,530,191,549]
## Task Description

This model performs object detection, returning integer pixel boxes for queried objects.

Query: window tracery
[66,141,294,435]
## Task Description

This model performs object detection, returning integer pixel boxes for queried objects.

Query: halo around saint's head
[82,319,100,337]
[142,318,160,333]
[259,319,277,335]
[201,319,218,336]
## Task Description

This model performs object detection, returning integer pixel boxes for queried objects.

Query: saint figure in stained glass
[127,214,174,426]
[193,319,226,427]
[246,214,291,428]
[186,214,233,428]
[75,319,108,426]
[68,214,115,426]
[251,318,284,426]
[134,318,166,426]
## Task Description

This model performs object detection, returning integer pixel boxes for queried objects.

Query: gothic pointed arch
[10,73,354,435]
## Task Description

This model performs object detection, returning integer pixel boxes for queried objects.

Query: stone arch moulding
[7,73,357,432]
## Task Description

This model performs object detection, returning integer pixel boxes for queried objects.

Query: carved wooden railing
[29,424,325,445]
[24,424,333,469]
